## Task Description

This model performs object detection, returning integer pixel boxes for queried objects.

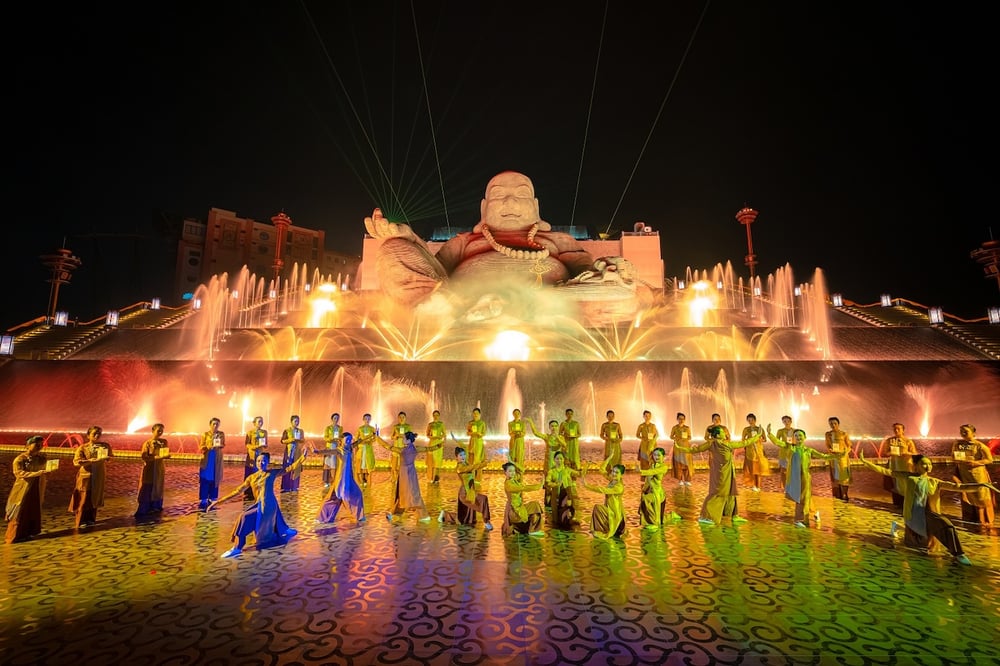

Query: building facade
[175,207,361,297]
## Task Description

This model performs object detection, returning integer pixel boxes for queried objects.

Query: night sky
[5,2,996,330]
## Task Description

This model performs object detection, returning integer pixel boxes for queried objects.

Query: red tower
[736,206,759,280]
[271,212,292,281]
[40,246,82,323]
[971,237,1000,294]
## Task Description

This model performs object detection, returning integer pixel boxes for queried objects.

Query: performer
[579,458,627,539]
[389,411,412,479]
[209,449,307,558]
[243,416,268,500]
[316,432,366,524]
[500,461,545,537]
[766,424,837,527]
[950,424,995,525]
[466,407,487,487]
[859,451,998,566]
[70,425,113,527]
[378,431,441,523]
[545,450,581,530]
[741,413,766,492]
[425,410,446,484]
[439,446,492,530]
[508,408,527,469]
[198,417,225,509]
[600,410,623,470]
[824,416,853,501]
[638,447,681,529]
[321,413,344,488]
[280,415,305,493]
[774,415,796,490]
[676,425,756,527]
[528,418,568,508]
[135,422,171,517]
[5,435,52,543]
[877,422,917,507]
[355,413,377,488]
[704,413,732,441]
[669,412,693,486]
[559,408,582,470]
[636,410,658,471]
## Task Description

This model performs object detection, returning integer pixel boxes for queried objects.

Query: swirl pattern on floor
[1,455,998,665]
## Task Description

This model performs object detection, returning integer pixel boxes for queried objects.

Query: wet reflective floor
[1,453,998,666]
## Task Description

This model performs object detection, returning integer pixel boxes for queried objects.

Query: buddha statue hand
[365,208,448,301]
[564,256,636,287]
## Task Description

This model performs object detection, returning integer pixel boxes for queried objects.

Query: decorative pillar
[971,237,1000,293]
[271,212,292,281]
[736,206,759,280]
[40,245,82,323]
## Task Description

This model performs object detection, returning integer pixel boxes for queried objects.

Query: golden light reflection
[485,330,531,361]
[686,280,717,328]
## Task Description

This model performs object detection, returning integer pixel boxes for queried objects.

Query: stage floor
[1,454,998,665]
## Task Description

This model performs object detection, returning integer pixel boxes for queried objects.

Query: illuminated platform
[1,455,997,665]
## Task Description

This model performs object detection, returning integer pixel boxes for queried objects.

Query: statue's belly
[450,252,570,285]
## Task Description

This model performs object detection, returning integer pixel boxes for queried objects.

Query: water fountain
[2,240,999,459]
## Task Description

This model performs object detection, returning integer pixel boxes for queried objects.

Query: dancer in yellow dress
[70,425,113,527]
[559,408,582,470]
[638,447,681,529]
[466,407,487,487]
[199,417,225,506]
[579,458,626,539]
[507,408,527,469]
[774,415,795,490]
[389,411,413,479]
[355,413,377,488]
[135,423,171,517]
[878,422,917,507]
[859,451,998,565]
[766,424,837,527]
[600,410,623,470]
[824,416,853,501]
[704,413,731,441]
[636,410,658,471]
[500,461,545,536]
[6,436,53,543]
[545,450,581,530]
[439,446,493,530]
[669,412,693,486]
[279,415,304,493]
[321,413,344,489]
[528,418,568,508]
[741,413,766,492]
[676,425,757,526]
[425,410,446,484]
[243,416,268,500]
[950,424,995,525]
